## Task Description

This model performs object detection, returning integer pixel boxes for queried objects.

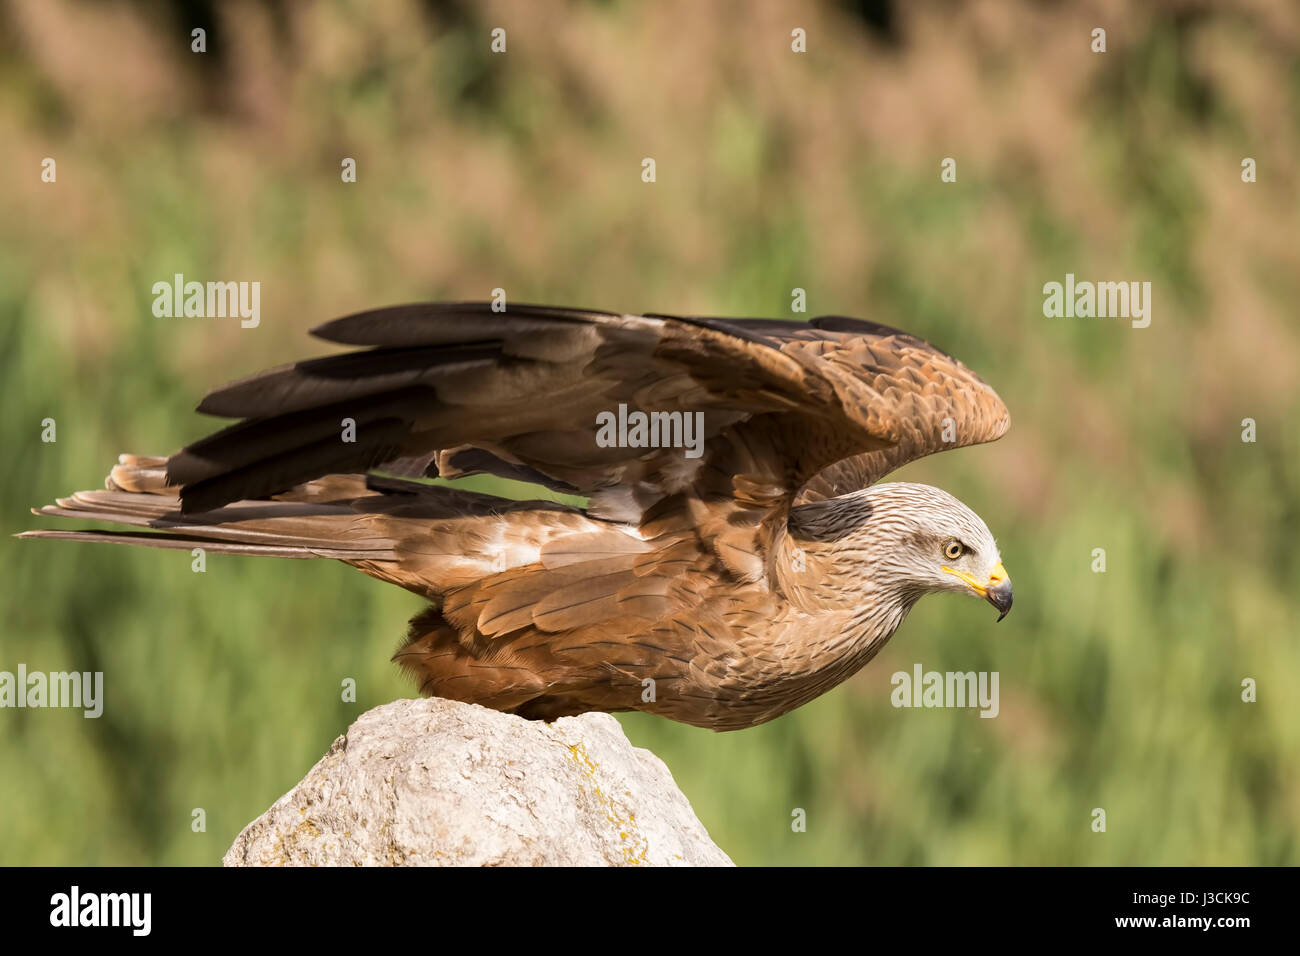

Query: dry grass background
[1,0,1297,864]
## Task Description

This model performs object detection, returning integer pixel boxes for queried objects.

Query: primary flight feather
[23,304,1013,731]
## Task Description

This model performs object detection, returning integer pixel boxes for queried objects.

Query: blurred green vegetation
[1,0,1298,865]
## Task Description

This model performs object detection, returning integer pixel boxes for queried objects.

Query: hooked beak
[984,563,1014,622]
[942,561,1014,622]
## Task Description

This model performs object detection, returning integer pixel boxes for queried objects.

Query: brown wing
[168,304,1005,518]
[168,303,827,512]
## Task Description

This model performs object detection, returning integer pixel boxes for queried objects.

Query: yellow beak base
[942,562,1013,621]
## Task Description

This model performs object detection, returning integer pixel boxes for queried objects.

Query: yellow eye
[943,540,964,561]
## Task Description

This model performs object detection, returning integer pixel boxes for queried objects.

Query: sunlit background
[2,0,1297,865]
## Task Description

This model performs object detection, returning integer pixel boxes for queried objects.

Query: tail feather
[21,453,398,561]
[16,528,343,559]
[22,453,604,592]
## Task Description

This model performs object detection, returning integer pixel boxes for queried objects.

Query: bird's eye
[943,540,964,561]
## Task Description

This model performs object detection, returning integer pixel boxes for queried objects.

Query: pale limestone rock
[222,697,732,866]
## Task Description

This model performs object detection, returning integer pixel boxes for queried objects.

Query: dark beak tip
[986,582,1013,622]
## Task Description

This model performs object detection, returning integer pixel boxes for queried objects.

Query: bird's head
[788,481,1012,620]
[862,482,1012,619]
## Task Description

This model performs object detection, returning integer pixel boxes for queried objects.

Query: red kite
[24,304,1012,730]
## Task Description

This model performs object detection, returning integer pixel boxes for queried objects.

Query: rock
[222,697,732,866]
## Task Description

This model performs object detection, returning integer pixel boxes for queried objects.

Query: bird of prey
[23,303,1012,731]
